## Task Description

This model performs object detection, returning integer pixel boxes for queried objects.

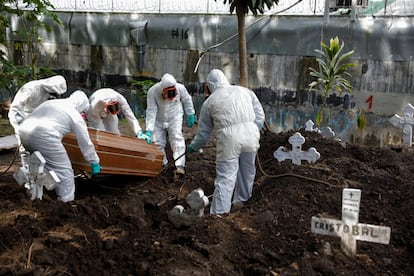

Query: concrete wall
[6,12,414,145]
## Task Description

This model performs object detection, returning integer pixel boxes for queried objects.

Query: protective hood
[160,73,177,89]
[69,90,90,113]
[206,69,230,93]
[42,75,67,95]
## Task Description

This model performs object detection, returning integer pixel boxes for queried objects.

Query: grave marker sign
[311,188,391,257]
[341,188,361,255]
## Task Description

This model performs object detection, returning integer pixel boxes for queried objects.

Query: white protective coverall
[145,73,195,169]
[8,75,67,143]
[87,88,142,135]
[189,69,265,214]
[19,91,100,202]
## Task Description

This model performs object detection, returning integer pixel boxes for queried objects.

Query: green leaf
[357,110,367,131]
[315,110,322,127]
[308,36,355,107]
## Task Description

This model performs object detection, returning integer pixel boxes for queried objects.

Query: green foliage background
[308,36,355,127]
[0,0,63,98]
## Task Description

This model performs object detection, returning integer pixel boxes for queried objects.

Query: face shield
[106,101,121,115]
[162,86,177,100]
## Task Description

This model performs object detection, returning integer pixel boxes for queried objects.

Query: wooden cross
[273,132,320,165]
[389,103,414,146]
[311,188,391,257]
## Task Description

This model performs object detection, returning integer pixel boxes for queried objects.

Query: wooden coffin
[62,128,163,177]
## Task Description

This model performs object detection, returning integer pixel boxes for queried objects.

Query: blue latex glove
[145,130,153,144]
[90,163,101,175]
[187,144,196,153]
[187,114,195,128]
[137,130,146,139]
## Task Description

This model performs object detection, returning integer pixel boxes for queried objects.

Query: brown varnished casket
[62,128,163,177]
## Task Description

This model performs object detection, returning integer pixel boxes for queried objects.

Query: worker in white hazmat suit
[19,90,101,202]
[187,69,265,215]
[143,73,196,175]
[8,75,67,148]
[87,88,149,142]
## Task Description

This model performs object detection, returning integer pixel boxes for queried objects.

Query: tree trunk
[236,0,248,87]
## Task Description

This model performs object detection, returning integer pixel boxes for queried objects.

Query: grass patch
[0,118,14,137]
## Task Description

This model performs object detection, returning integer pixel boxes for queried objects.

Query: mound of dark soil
[0,128,413,275]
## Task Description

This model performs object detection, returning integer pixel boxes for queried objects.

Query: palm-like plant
[309,36,355,127]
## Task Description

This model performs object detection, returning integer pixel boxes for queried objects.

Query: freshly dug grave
[0,128,413,275]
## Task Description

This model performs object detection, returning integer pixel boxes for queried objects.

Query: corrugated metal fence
[9,0,414,16]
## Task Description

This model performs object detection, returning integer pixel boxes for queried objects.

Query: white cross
[273,132,320,165]
[320,126,335,139]
[13,151,60,200]
[304,120,335,138]
[311,188,391,257]
[168,188,209,228]
[305,120,319,132]
[389,103,414,146]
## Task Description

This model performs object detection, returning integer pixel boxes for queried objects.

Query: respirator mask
[162,86,177,100]
[106,101,121,115]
